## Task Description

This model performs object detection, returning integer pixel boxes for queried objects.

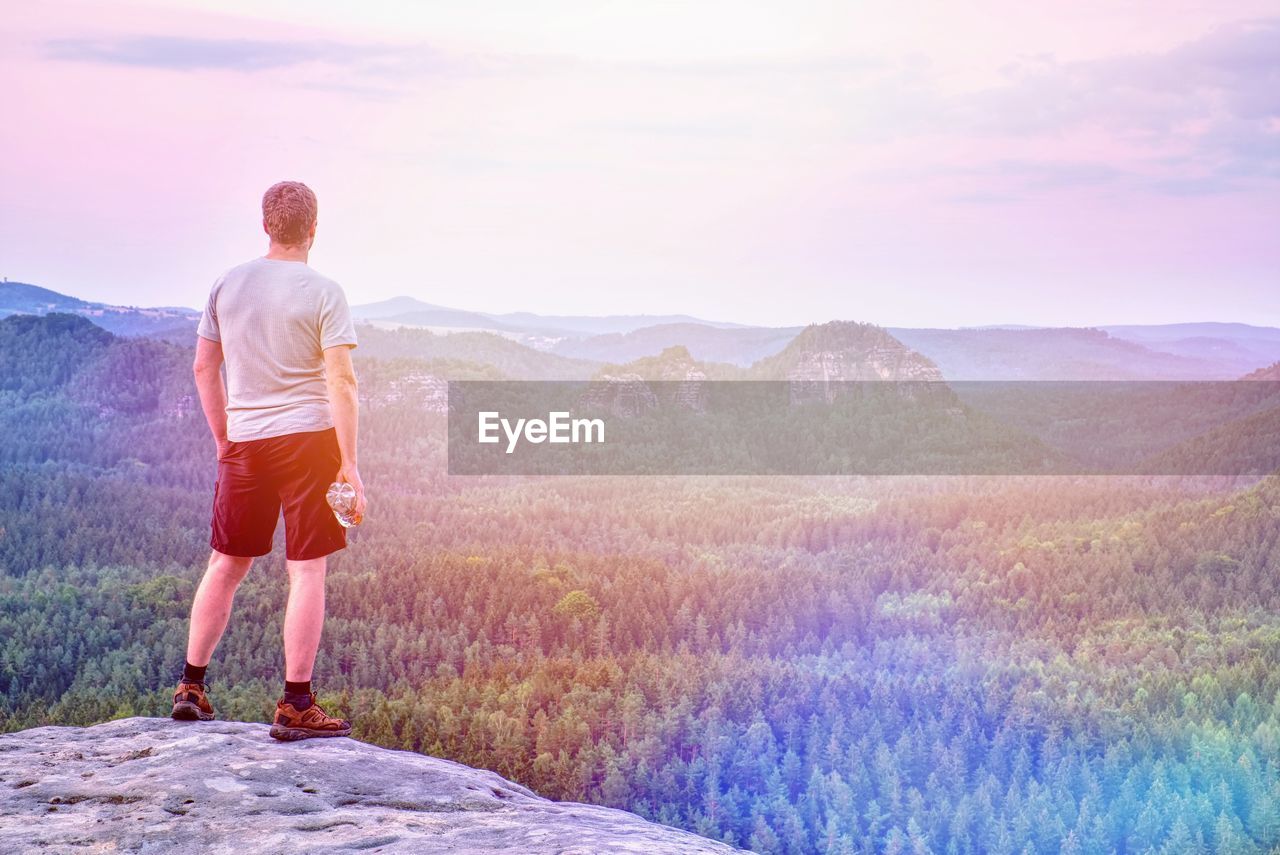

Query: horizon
[2,2,1278,328]
[7,277,1280,333]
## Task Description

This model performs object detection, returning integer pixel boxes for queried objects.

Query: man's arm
[324,344,366,519]
[193,336,230,460]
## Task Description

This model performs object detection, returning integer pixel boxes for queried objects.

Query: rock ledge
[0,717,742,854]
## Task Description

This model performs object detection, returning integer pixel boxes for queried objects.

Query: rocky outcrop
[1242,361,1280,381]
[357,369,451,413]
[0,717,743,854]
[580,346,711,416]
[753,321,942,383]
[577,372,662,417]
[749,321,943,405]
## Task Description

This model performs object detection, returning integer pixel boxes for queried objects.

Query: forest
[2,313,1280,853]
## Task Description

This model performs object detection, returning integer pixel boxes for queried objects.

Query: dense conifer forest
[2,314,1279,853]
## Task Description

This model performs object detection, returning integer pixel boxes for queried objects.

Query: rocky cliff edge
[0,717,744,854]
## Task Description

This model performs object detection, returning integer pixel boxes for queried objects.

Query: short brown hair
[262,181,318,245]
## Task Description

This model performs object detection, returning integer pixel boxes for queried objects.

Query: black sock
[284,680,313,710]
[182,662,207,684]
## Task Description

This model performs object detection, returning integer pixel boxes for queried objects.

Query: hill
[593,344,741,381]
[9,281,1280,380]
[0,281,90,314]
[753,321,942,381]
[1102,322,1280,377]
[0,717,740,854]
[0,281,198,342]
[1243,361,1280,381]
[352,324,599,380]
[561,323,1280,380]
[351,294,744,343]
[888,326,1230,379]
[555,322,800,366]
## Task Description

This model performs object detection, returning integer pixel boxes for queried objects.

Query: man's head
[262,181,318,248]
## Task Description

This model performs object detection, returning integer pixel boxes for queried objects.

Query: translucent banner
[446,380,1280,475]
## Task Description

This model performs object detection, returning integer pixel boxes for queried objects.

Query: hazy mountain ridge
[347,292,1280,379]
[887,327,1239,380]
[586,323,943,384]
[351,294,744,339]
[0,282,199,342]
[556,323,802,366]
[353,324,599,380]
[1100,323,1280,377]
[6,282,1280,380]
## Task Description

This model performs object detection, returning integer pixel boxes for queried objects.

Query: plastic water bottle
[326,482,361,528]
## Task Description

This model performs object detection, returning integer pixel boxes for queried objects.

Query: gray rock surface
[0,717,745,854]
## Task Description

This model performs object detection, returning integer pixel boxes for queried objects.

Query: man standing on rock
[171,181,367,741]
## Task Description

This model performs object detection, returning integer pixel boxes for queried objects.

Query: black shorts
[210,427,346,561]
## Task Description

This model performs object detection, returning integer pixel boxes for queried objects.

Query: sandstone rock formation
[579,346,712,417]
[577,372,661,418]
[0,717,744,854]
[753,321,943,382]
[1242,360,1280,381]
[749,321,944,406]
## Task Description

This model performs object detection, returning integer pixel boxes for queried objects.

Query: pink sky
[2,0,1277,327]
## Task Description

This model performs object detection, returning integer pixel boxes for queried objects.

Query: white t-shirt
[197,257,358,442]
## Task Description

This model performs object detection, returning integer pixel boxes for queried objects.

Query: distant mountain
[0,282,91,314]
[9,281,1280,380]
[0,282,198,342]
[1101,323,1280,377]
[555,323,800,366]
[888,327,1232,380]
[753,321,942,381]
[351,297,554,337]
[349,296,449,319]
[367,309,532,334]
[487,310,745,336]
[561,322,1280,380]
[350,295,744,343]
[1102,322,1280,342]
[352,324,598,380]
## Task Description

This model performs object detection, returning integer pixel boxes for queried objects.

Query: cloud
[38,33,488,86]
[968,159,1125,189]
[45,35,368,71]
[39,33,483,100]
[971,19,1280,132]
[913,18,1279,201]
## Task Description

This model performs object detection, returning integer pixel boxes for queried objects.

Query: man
[171,181,367,741]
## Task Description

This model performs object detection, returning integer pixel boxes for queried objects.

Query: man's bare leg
[186,550,254,667]
[283,557,327,682]
[271,555,350,740]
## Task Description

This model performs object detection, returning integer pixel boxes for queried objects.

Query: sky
[2,0,1277,328]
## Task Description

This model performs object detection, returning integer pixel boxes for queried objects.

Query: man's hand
[336,462,367,523]
[324,344,363,522]
[216,438,232,461]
